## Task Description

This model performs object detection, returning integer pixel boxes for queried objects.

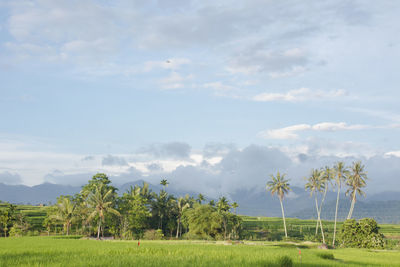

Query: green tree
[160,179,169,191]
[217,196,231,240]
[266,171,291,238]
[305,169,325,243]
[332,161,349,247]
[51,196,76,235]
[86,184,121,239]
[231,202,239,215]
[176,195,190,238]
[346,161,368,219]
[196,193,205,204]
[128,194,151,238]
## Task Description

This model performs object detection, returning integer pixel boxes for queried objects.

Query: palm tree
[176,196,190,238]
[86,184,120,239]
[315,166,333,235]
[232,202,239,215]
[266,171,291,238]
[346,161,367,219]
[217,196,231,240]
[196,193,205,204]
[160,179,169,191]
[332,161,349,247]
[51,196,76,235]
[305,169,326,244]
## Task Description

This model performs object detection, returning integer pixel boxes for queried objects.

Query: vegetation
[0,237,399,266]
[338,218,385,249]
[266,171,291,238]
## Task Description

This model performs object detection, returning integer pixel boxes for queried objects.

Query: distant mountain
[290,199,400,224]
[0,183,81,205]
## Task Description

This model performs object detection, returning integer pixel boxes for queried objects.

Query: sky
[1,0,400,196]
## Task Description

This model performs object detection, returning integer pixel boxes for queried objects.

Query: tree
[127,194,151,238]
[315,166,332,236]
[266,171,291,238]
[231,202,239,215]
[160,179,169,191]
[346,161,368,219]
[196,193,205,204]
[81,173,117,199]
[86,184,121,239]
[217,196,231,240]
[51,196,76,235]
[176,195,190,238]
[305,169,326,244]
[332,161,349,247]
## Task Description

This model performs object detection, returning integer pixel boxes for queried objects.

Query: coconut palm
[86,184,120,239]
[160,179,169,191]
[305,169,326,244]
[266,171,291,238]
[346,161,367,219]
[315,166,333,235]
[51,196,76,235]
[332,161,349,247]
[176,196,190,238]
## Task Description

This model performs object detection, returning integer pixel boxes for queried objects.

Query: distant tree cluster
[40,173,242,240]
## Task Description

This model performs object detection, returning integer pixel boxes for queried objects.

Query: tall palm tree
[305,169,326,244]
[346,161,367,219]
[51,196,76,235]
[86,184,120,239]
[232,202,239,215]
[315,166,333,235]
[176,196,190,238]
[217,196,231,240]
[266,172,291,238]
[160,179,169,191]
[332,161,349,247]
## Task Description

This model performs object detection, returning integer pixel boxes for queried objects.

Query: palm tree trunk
[315,195,325,244]
[97,220,101,240]
[333,182,341,247]
[279,197,288,238]
[347,192,356,219]
[176,217,180,238]
[316,186,328,236]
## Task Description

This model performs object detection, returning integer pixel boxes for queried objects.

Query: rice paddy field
[0,236,399,267]
[242,216,400,241]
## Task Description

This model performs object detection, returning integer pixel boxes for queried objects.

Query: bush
[317,252,334,260]
[143,229,164,240]
[338,218,385,249]
[276,255,293,267]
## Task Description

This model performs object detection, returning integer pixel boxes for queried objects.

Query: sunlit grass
[0,237,399,266]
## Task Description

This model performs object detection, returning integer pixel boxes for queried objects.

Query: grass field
[0,237,399,267]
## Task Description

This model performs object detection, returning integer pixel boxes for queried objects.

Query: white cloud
[252,88,348,102]
[260,122,371,140]
[159,72,193,89]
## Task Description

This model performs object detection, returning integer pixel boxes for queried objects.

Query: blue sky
[1,0,400,196]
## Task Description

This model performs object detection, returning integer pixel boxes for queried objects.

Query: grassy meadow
[0,236,400,267]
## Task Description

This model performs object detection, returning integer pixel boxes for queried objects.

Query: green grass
[0,237,399,266]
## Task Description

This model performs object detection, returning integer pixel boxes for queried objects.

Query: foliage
[338,218,385,249]
[317,252,334,260]
[143,229,164,240]
[276,255,293,267]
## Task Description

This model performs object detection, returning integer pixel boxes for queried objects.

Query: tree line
[267,161,368,247]
[1,173,242,240]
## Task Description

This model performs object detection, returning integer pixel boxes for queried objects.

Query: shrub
[143,229,164,240]
[317,252,334,260]
[338,218,385,249]
[276,255,293,267]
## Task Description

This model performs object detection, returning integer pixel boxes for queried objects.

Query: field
[0,237,400,266]
[242,216,400,240]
